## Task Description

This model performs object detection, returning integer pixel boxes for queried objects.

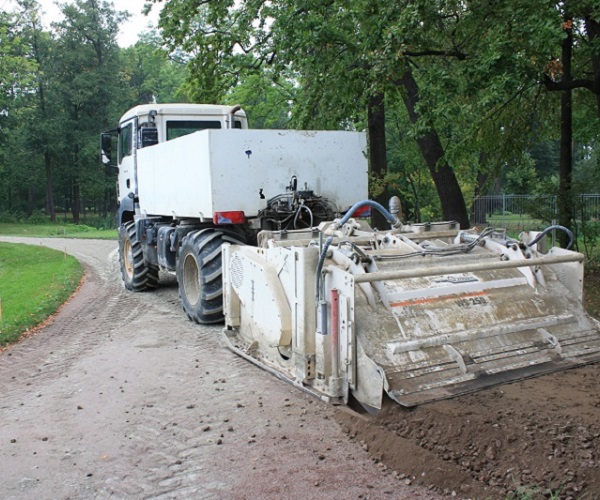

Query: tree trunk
[31,21,56,222]
[398,67,470,229]
[472,155,489,225]
[72,180,81,224]
[44,150,56,221]
[367,93,389,229]
[27,186,35,217]
[558,16,574,248]
[584,15,600,116]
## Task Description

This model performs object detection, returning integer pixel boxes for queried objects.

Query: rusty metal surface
[354,250,600,407]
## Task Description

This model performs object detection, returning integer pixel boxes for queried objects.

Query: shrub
[27,210,49,224]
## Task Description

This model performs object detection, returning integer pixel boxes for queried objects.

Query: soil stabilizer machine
[222,201,600,410]
[101,103,600,411]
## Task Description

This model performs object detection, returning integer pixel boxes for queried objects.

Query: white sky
[2,0,163,47]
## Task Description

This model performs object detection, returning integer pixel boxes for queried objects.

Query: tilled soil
[336,364,600,499]
[2,236,600,499]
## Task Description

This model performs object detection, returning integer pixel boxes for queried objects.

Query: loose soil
[1,237,599,499]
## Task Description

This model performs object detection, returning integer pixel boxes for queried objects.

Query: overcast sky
[2,0,163,47]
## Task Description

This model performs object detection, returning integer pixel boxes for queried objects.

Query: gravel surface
[0,237,439,499]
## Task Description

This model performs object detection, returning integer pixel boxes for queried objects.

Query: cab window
[118,123,133,164]
[166,120,222,141]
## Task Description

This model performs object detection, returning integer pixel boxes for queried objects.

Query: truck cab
[101,103,248,225]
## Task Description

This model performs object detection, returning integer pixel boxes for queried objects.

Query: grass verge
[0,242,83,346]
[0,223,117,239]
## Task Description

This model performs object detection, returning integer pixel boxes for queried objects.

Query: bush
[0,211,18,223]
[0,210,27,223]
[80,215,117,230]
[27,209,49,224]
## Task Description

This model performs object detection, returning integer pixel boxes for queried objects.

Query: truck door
[117,119,136,210]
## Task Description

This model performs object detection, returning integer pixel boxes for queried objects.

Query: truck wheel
[119,221,159,291]
[177,229,243,324]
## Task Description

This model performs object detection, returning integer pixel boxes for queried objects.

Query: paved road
[0,237,438,499]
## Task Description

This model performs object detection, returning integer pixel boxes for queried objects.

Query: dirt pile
[336,363,600,499]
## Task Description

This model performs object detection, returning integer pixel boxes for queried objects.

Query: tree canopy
[0,0,187,222]
[0,0,599,240]
[149,0,600,232]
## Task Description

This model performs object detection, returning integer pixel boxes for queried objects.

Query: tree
[0,7,37,112]
[0,4,41,216]
[15,0,60,220]
[540,4,600,245]
[122,31,188,106]
[155,0,473,227]
[224,71,293,129]
[51,0,128,222]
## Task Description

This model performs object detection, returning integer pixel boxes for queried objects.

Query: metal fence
[471,194,600,231]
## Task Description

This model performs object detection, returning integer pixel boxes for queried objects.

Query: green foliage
[121,31,188,105]
[1,0,600,227]
[0,0,190,222]
[0,8,38,110]
[27,209,48,224]
[0,242,83,345]
[224,72,293,129]
[504,153,539,195]
[154,0,600,225]
[573,142,600,193]
[0,222,117,239]
[579,219,600,263]
[386,104,442,222]
[507,483,563,500]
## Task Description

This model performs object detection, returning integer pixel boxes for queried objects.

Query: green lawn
[0,222,117,239]
[0,242,83,346]
[485,213,548,232]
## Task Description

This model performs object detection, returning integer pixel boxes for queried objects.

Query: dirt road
[0,237,438,499]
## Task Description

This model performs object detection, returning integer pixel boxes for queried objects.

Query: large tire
[118,221,159,291]
[177,229,244,325]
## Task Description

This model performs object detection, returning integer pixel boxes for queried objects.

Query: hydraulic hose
[316,200,400,301]
[315,235,334,301]
[294,204,314,229]
[316,200,393,301]
[336,200,401,229]
[527,225,574,250]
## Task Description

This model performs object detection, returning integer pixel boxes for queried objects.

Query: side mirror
[100,131,118,173]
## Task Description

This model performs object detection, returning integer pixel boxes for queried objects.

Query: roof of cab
[119,103,247,124]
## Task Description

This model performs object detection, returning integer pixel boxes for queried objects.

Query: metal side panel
[223,245,333,397]
[224,246,296,377]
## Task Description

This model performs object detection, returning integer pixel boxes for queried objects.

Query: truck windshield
[166,120,222,140]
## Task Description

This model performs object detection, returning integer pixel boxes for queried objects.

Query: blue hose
[336,200,399,228]
[315,200,399,301]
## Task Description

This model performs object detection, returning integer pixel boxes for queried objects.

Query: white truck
[101,103,368,324]
[102,104,600,411]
